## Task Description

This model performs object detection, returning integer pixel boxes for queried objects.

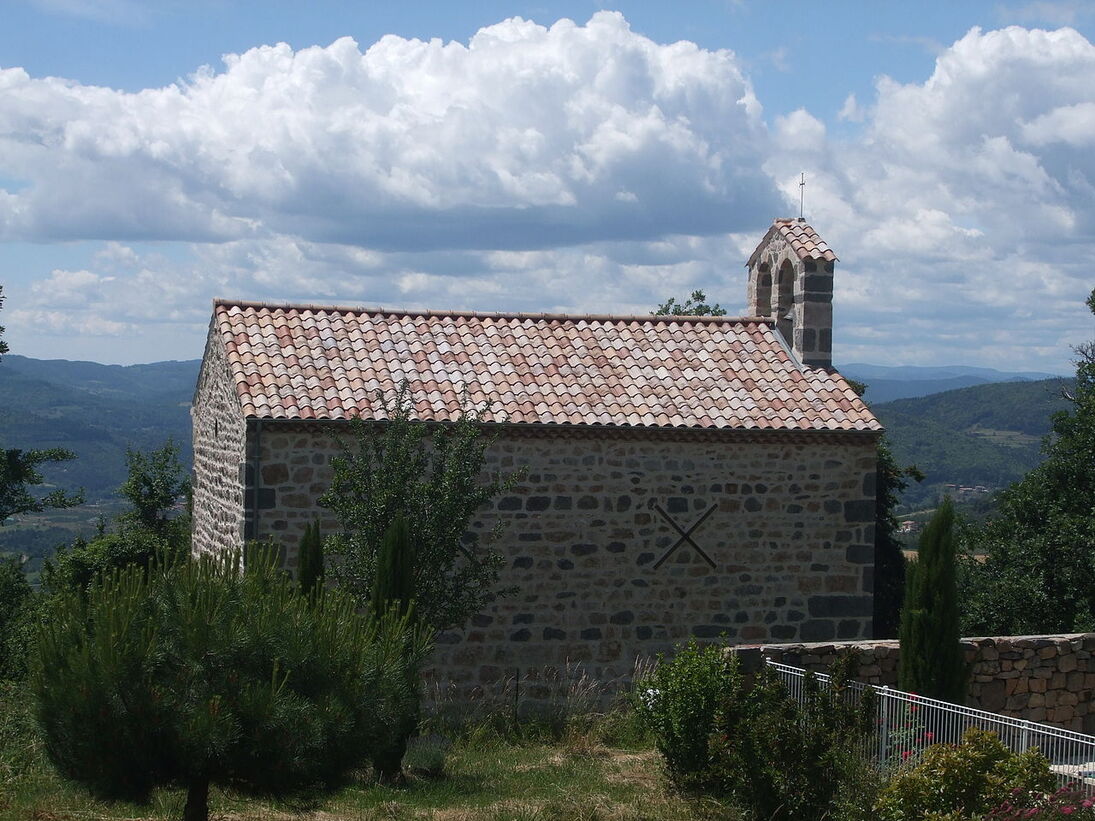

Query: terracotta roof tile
[213,300,880,433]
[747,218,838,268]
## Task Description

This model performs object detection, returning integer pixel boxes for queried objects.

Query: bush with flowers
[874,727,1056,821]
[983,785,1095,820]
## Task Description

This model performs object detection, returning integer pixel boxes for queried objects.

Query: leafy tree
[0,287,83,522]
[297,518,324,595]
[0,448,84,523]
[117,439,190,540]
[43,440,190,594]
[33,549,430,821]
[319,382,519,631]
[899,498,967,702]
[960,289,1095,635]
[653,290,726,317]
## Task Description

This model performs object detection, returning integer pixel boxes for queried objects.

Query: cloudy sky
[1,1,1093,371]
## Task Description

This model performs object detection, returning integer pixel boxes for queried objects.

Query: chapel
[191,218,881,692]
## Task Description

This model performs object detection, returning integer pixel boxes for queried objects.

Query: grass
[0,680,736,821]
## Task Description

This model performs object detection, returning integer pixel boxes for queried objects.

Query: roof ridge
[212,298,767,326]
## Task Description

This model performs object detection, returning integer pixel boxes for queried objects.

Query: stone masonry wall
[745,634,1095,732]
[247,421,878,698]
[190,324,248,556]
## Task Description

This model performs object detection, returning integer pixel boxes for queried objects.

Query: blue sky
[1,0,1093,369]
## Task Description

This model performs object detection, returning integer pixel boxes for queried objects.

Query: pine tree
[33,550,429,821]
[297,519,324,595]
[898,498,967,703]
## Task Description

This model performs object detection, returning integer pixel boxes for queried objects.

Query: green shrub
[710,655,880,821]
[874,726,1056,821]
[0,558,33,679]
[33,549,431,821]
[633,640,739,791]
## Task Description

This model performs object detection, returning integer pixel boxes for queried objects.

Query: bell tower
[745,218,836,369]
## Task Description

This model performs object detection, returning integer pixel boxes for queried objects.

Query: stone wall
[240,421,878,698]
[190,324,249,556]
[743,634,1095,732]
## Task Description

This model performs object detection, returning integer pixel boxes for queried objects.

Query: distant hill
[0,355,200,503]
[839,363,1064,404]
[871,378,1072,509]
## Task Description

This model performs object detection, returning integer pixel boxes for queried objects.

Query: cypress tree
[898,498,967,703]
[371,515,416,621]
[370,515,421,782]
[297,519,324,595]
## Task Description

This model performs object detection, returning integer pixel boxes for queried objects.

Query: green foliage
[320,382,519,631]
[0,446,83,522]
[1,592,46,682]
[709,655,879,821]
[984,785,1095,820]
[960,293,1095,635]
[32,549,432,821]
[632,640,738,790]
[117,440,190,540]
[874,439,922,637]
[636,644,878,821]
[0,558,32,678]
[297,518,324,595]
[370,515,423,782]
[372,515,417,621]
[653,290,726,317]
[874,727,1056,821]
[899,499,967,702]
[42,440,190,595]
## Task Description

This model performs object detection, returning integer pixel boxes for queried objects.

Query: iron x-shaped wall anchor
[650,500,718,569]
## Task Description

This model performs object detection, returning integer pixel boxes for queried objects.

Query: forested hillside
[872,377,1071,509]
[0,355,199,503]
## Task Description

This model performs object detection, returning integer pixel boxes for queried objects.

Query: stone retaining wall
[737,634,1095,732]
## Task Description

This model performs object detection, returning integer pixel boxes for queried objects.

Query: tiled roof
[213,300,880,433]
[747,218,837,269]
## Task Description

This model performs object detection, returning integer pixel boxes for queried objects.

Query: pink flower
[902,750,911,760]
[924,732,934,742]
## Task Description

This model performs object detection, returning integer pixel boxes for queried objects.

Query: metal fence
[767,659,1095,789]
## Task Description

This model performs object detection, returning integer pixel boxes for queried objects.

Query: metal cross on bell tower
[799,172,806,220]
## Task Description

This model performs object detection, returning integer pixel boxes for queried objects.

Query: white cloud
[837,93,864,123]
[0,12,779,250]
[3,16,1095,374]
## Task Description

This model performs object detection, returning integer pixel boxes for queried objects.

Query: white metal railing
[767,660,1095,790]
